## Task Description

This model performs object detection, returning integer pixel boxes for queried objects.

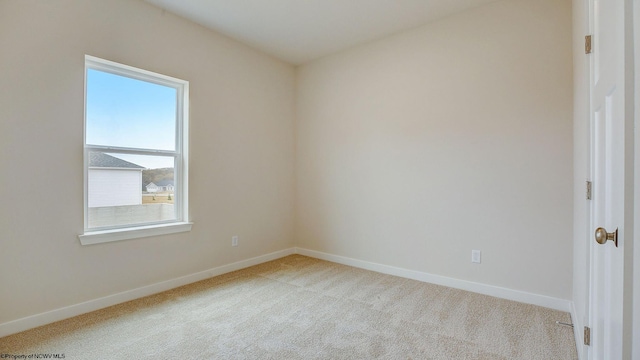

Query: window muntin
[84,56,188,235]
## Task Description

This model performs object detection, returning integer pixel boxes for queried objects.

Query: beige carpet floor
[1,255,577,359]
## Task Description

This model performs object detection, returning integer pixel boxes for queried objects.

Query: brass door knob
[595,227,618,247]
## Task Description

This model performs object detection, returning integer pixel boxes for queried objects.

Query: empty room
[0,0,638,359]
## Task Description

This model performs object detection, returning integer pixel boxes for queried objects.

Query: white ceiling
[145,0,499,65]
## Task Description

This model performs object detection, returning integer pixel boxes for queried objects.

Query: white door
[588,0,627,358]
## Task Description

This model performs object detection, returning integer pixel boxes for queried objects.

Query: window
[80,55,190,245]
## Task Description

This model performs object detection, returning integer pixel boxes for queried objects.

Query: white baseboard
[0,248,295,338]
[1,246,574,339]
[295,247,573,312]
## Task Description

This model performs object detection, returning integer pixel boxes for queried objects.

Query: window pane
[87,152,176,229]
[86,69,177,151]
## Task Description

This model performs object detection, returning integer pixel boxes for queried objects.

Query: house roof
[89,152,145,169]
[145,180,174,188]
[155,179,174,187]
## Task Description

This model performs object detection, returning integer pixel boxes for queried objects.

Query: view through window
[84,56,188,232]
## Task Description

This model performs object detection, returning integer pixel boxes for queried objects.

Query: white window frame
[79,55,191,245]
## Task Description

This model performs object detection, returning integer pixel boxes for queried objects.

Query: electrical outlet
[232,235,238,247]
[471,250,481,264]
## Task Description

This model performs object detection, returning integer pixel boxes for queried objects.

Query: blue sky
[86,69,177,169]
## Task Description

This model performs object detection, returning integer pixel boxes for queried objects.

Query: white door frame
[623,1,637,359]
[633,2,640,359]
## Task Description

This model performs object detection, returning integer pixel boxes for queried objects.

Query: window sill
[79,222,193,245]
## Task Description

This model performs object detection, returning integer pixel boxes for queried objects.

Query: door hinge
[586,181,592,200]
[585,35,592,54]
[584,326,591,346]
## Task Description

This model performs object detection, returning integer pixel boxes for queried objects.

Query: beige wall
[0,0,295,324]
[295,0,573,299]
